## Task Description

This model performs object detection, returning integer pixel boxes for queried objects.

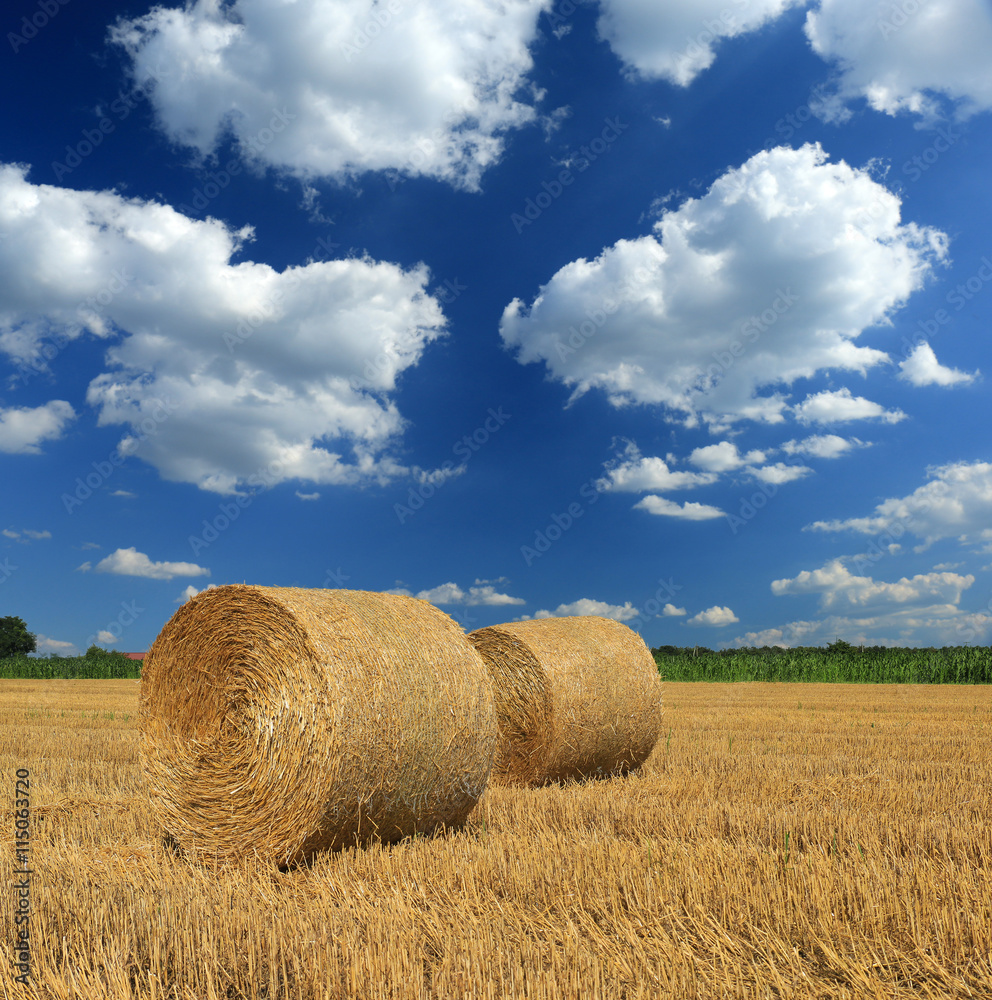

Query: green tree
[0,616,36,658]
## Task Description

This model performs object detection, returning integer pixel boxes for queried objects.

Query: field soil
[1,679,990,999]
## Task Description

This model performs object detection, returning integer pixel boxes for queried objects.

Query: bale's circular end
[469,616,663,786]
[141,585,497,866]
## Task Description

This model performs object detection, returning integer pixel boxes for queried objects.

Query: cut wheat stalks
[141,585,497,866]
[468,616,663,787]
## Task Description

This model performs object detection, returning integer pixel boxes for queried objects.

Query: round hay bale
[467,616,662,786]
[141,585,497,866]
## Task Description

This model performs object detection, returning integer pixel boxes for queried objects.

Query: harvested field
[1,679,990,999]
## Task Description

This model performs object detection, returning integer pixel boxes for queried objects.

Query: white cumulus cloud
[689,441,767,472]
[92,547,210,580]
[793,388,905,425]
[805,0,992,123]
[597,441,716,492]
[807,459,992,548]
[688,605,739,626]
[781,434,865,459]
[111,0,549,191]
[898,342,978,387]
[771,557,974,610]
[35,636,78,656]
[390,581,525,606]
[500,144,946,430]
[596,0,806,86]
[634,496,726,520]
[0,164,449,493]
[0,401,75,454]
[533,598,639,621]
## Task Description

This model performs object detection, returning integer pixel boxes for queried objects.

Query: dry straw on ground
[140,585,497,866]
[468,616,662,786]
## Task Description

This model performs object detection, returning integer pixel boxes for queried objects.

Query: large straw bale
[468,616,662,786]
[141,585,497,866]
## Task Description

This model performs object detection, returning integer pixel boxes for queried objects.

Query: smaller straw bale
[468,616,662,786]
[141,585,497,866]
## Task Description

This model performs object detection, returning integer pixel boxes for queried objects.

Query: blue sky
[2,0,991,654]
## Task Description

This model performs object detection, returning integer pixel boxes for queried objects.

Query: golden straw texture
[141,585,497,866]
[468,616,663,786]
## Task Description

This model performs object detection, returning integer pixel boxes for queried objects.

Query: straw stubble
[141,585,497,866]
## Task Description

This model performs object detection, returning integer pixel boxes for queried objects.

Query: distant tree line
[651,640,992,684]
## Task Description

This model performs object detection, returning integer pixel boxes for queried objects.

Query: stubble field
[1,679,990,999]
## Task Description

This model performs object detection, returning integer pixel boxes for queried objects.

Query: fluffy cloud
[597,442,716,492]
[781,434,865,459]
[177,583,219,602]
[596,0,805,86]
[390,582,525,606]
[500,144,946,430]
[808,459,992,548]
[689,442,766,472]
[771,557,974,610]
[793,388,905,425]
[662,603,687,616]
[750,462,812,484]
[94,630,118,644]
[633,496,725,520]
[735,607,992,648]
[533,598,639,621]
[91,547,210,580]
[805,0,992,122]
[34,636,78,656]
[0,164,448,493]
[898,342,978,387]
[688,605,739,626]
[111,0,548,191]
[1,528,51,541]
[0,401,75,454]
